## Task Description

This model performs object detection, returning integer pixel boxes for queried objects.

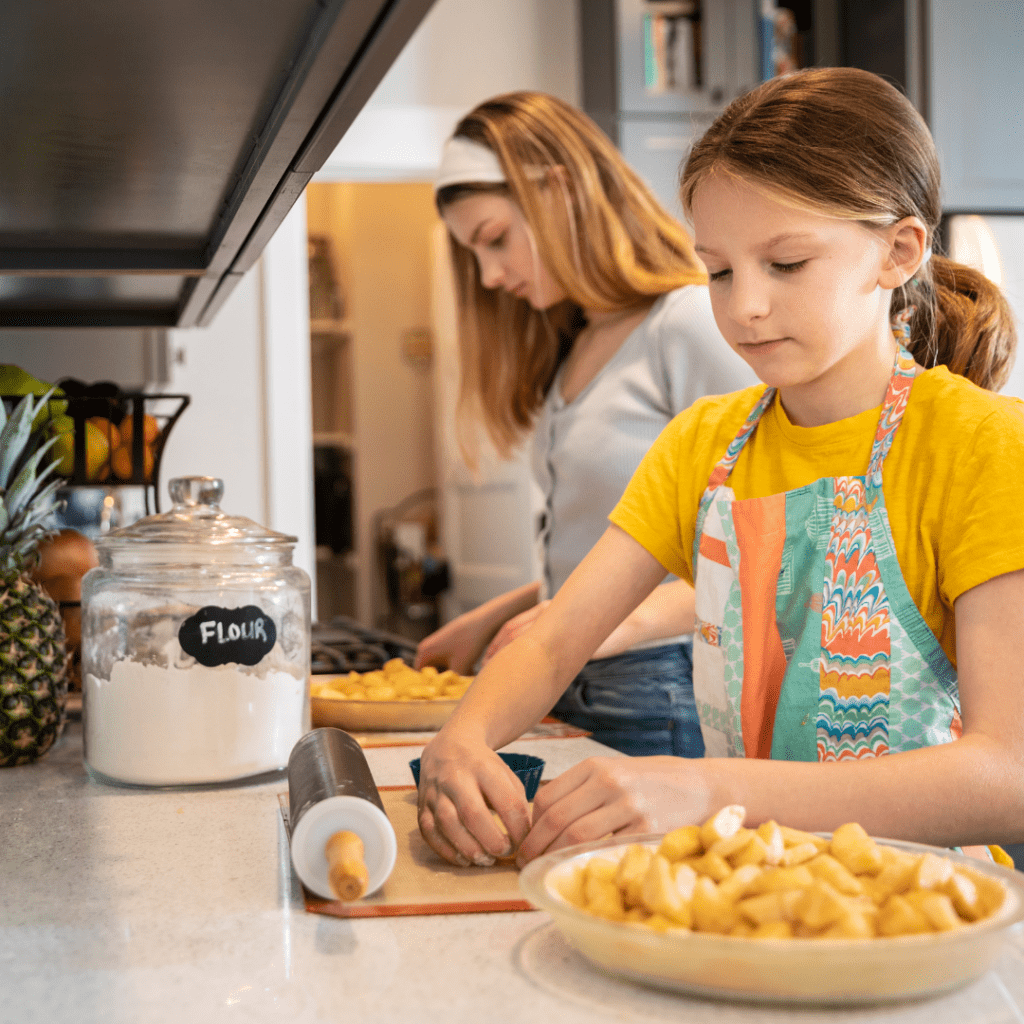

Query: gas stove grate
[310,616,418,675]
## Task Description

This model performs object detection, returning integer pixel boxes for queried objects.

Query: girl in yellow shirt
[415,68,1023,868]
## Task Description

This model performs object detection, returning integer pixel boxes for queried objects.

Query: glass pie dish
[310,694,459,731]
[518,832,1024,1006]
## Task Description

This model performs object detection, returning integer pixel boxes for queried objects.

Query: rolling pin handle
[325,829,369,901]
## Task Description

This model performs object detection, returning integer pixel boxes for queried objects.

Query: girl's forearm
[474,581,542,635]
[439,526,670,751]
[447,631,573,751]
[709,734,1024,847]
[594,578,695,657]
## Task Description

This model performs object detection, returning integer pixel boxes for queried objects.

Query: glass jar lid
[98,477,297,549]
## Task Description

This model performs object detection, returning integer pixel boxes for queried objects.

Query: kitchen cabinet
[307,234,357,621]
[311,315,358,623]
[928,0,1024,212]
[582,1,1024,216]
[311,322,355,450]
[616,115,715,219]
[579,0,823,215]
[834,0,1024,212]
[581,0,761,137]
[0,0,438,328]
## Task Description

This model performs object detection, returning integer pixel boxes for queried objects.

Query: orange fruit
[111,444,154,481]
[110,446,132,480]
[119,414,159,445]
[87,417,120,450]
[32,529,99,585]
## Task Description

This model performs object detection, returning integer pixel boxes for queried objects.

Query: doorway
[305,181,541,642]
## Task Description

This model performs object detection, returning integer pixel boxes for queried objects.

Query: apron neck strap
[702,313,919,496]
[866,311,918,489]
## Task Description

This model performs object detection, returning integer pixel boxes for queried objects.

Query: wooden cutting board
[280,786,537,918]
[349,717,588,748]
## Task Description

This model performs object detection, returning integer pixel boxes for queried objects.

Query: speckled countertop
[3,721,1023,1024]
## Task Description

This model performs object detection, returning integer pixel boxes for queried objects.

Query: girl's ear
[878,217,929,289]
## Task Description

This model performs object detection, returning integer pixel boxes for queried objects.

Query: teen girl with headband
[415,92,755,764]
[416,68,1024,869]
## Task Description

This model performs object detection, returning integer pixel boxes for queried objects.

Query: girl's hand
[416,729,533,866]
[415,581,543,673]
[414,610,490,673]
[481,601,550,664]
[515,755,717,866]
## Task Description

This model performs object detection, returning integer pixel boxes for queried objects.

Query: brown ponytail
[680,67,1017,391]
[896,254,1016,391]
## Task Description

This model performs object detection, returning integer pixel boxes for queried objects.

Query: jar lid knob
[169,476,225,508]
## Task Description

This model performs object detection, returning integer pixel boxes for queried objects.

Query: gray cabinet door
[619,116,716,219]
[930,0,1024,211]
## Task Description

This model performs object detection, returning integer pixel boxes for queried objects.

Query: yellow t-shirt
[609,367,1024,667]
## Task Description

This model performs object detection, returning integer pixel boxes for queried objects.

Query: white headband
[435,136,506,191]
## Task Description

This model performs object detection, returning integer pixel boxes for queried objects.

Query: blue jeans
[549,642,704,758]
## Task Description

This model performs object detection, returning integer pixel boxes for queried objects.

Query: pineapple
[0,390,69,766]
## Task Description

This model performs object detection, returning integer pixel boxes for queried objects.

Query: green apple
[0,364,68,425]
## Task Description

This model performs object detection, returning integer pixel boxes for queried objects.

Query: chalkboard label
[178,605,277,667]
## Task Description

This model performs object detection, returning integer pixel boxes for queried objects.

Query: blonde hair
[680,67,1016,390]
[437,91,706,461]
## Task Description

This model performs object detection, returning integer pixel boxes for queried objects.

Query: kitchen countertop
[3,721,1024,1024]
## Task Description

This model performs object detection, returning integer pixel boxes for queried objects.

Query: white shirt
[531,285,757,622]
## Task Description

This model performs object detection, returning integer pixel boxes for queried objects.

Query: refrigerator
[946,215,1024,400]
[947,213,1024,868]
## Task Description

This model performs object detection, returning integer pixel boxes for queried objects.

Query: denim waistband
[581,640,692,677]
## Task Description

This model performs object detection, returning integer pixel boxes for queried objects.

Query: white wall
[161,271,267,526]
[162,197,316,605]
[259,195,316,596]
[0,329,166,390]
[315,0,580,181]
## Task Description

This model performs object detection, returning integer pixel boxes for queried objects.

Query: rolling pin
[287,728,397,901]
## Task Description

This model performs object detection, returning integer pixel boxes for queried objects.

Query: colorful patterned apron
[692,317,962,764]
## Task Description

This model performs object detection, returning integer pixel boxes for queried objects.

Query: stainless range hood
[0,0,436,329]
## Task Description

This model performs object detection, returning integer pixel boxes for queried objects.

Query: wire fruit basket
[1,380,190,514]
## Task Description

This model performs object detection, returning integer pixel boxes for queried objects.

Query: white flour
[85,641,307,785]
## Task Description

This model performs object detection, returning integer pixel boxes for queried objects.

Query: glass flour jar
[81,477,311,786]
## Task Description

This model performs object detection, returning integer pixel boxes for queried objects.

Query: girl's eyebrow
[761,231,817,249]
[695,232,818,258]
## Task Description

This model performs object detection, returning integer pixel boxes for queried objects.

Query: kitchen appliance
[946,214,1024,399]
[946,212,1024,871]
[311,615,418,675]
[373,488,449,640]
[0,0,436,328]
[81,475,311,786]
